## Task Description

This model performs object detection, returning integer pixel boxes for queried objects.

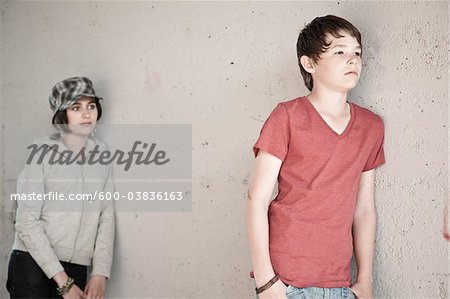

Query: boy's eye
[335,51,362,57]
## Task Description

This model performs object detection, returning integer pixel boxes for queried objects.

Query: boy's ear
[300,55,316,74]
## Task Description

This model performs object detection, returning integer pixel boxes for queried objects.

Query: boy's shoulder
[274,96,305,115]
[277,96,303,108]
[351,101,384,127]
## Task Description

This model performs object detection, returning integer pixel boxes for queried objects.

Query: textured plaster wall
[1,1,448,298]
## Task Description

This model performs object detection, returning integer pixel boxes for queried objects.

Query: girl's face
[66,96,98,136]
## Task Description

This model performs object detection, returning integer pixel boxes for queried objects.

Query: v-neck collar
[303,96,355,140]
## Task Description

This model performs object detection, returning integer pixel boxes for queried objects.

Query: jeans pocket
[285,285,305,299]
[343,287,356,299]
[286,285,294,295]
[15,250,48,284]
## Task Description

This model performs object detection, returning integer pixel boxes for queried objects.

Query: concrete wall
[1,1,448,298]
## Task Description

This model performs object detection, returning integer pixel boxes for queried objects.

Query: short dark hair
[297,15,362,91]
[52,98,103,125]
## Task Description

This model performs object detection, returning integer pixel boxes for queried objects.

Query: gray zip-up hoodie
[12,136,115,279]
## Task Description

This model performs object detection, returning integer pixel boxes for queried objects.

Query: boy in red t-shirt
[247,15,385,299]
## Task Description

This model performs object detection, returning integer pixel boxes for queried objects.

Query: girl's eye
[355,52,361,56]
[88,104,97,110]
[71,106,79,111]
[336,51,344,55]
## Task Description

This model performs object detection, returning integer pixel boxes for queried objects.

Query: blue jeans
[286,285,356,299]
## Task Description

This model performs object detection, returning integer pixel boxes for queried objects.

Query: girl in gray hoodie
[7,77,115,299]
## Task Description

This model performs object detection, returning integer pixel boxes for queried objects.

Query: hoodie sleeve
[91,165,115,278]
[14,162,65,278]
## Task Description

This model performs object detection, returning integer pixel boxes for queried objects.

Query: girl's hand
[62,284,86,299]
[84,275,107,299]
[53,272,86,299]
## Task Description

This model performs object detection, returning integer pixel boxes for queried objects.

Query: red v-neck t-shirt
[253,96,385,288]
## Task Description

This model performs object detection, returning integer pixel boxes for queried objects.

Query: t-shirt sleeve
[363,118,386,172]
[253,103,290,161]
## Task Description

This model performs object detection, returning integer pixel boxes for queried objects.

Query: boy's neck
[306,88,349,115]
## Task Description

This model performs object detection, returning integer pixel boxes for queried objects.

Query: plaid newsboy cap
[48,77,102,115]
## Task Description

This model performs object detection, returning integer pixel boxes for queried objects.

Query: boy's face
[308,31,362,92]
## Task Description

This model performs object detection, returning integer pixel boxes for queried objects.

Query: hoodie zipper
[69,164,85,262]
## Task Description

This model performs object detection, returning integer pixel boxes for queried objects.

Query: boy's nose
[349,57,358,65]
[349,54,359,64]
